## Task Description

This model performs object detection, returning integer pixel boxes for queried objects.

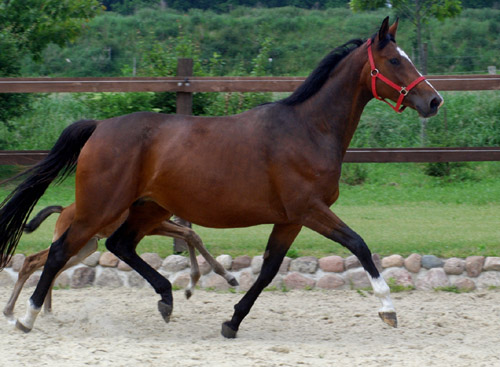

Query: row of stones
[3,252,500,292]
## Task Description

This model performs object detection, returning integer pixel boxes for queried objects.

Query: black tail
[23,205,64,233]
[0,119,97,268]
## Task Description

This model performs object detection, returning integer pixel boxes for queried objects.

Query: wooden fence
[1,58,499,165]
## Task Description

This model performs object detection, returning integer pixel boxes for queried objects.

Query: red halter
[366,38,426,113]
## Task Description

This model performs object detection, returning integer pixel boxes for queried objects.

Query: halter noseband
[367,38,426,113]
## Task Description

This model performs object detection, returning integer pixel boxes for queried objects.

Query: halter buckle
[370,69,379,77]
[400,87,408,96]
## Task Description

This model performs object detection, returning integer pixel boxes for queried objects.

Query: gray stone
[251,255,263,274]
[141,252,163,270]
[283,272,315,290]
[172,272,191,289]
[381,254,404,268]
[267,274,283,290]
[162,255,189,273]
[416,268,449,290]
[475,271,500,290]
[372,253,383,273]
[483,257,500,271]
[82,251,101,267]
[203,273,229,291]
[54,271,71,288]
[71,267,96,288]
[345,255,361,270]
[316,274,345,289]
[345,268,370,289]
[238,270,255,291]
[452,277,476,291]
[196,255,212,275]
[128,271,146,288]
[0,271,14,287]
[95,268,123,288]
[421,255,444,269]
[465,256,485,277]
[279,257,292,274]
[290,256,318,274]
[216,254,233,270]
[232,255,252,271]
[99,252,119,268]
[10,254,26,272]
[383,267,414,287]
[117,260,132,271]
[318,256,344,273]
[443,257,465,275]
[404,253,422,273]
[25,273,41,287]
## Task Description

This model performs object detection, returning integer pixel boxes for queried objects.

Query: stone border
[1,252,500,292]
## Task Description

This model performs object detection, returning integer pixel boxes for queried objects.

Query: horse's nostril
[430,97,442,110]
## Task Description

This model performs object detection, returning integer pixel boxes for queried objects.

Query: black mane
[279,39,365,106]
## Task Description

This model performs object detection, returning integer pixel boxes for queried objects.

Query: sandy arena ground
[1,287,499,366]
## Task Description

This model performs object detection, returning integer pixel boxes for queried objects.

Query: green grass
[1,162,498,259]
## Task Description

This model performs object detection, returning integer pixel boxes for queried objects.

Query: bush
[340,164,368,186]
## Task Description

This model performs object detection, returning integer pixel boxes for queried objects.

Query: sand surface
[1,287,500,366]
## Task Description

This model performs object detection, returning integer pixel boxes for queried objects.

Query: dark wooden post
[173,58,193,253]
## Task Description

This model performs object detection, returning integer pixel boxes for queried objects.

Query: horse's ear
[378,16,390,41]
[389,17,399,40]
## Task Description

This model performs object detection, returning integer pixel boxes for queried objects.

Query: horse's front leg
[303,202,397,328]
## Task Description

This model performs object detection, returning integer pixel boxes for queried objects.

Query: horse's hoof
[221,321,238,339]
[15,320,32,333]
[379,311,398,328]
[157,300,173,323]
[185,289,193,300]
[228,278,239,287]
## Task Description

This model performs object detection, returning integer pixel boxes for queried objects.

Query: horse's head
[364,17,443,118]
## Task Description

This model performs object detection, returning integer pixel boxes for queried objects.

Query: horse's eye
[389,58,400,66]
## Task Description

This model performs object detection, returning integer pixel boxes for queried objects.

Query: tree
[0,0,101,124]
[350,0,462,73]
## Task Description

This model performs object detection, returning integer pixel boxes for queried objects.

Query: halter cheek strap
[367,38,426,113]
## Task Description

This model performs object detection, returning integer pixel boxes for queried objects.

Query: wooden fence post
[173,58,193,253]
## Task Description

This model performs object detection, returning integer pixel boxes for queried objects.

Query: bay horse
[3,204,237,320]
[0,17,442,337]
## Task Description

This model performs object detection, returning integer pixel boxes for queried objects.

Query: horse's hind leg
[43,237,98,314]
[221,224,301,338]
[303,204,397,328]
[15,223,99,333]
[105,200,174,323]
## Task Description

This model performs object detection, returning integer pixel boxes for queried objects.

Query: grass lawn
[0,162,499,259]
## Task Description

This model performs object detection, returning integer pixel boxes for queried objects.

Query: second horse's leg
[150,220,238,298]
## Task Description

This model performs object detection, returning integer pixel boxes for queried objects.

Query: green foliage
[18,7,500,77]
[434,285,466,293]
[0,0,101,124]
[387,278,415,292]
[286,248,301,259]
[0,0,101,59]
[340,164,369,186]
[77,92,157,119]
[423,162,475,181]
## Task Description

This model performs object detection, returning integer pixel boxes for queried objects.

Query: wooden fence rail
[0,63,499,165]
[2,147,500,166]
[0,74,499,93]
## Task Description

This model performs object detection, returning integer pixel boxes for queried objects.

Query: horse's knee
[184,229,202,246]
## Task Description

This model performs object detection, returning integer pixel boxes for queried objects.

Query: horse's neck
[297,49,371,156]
